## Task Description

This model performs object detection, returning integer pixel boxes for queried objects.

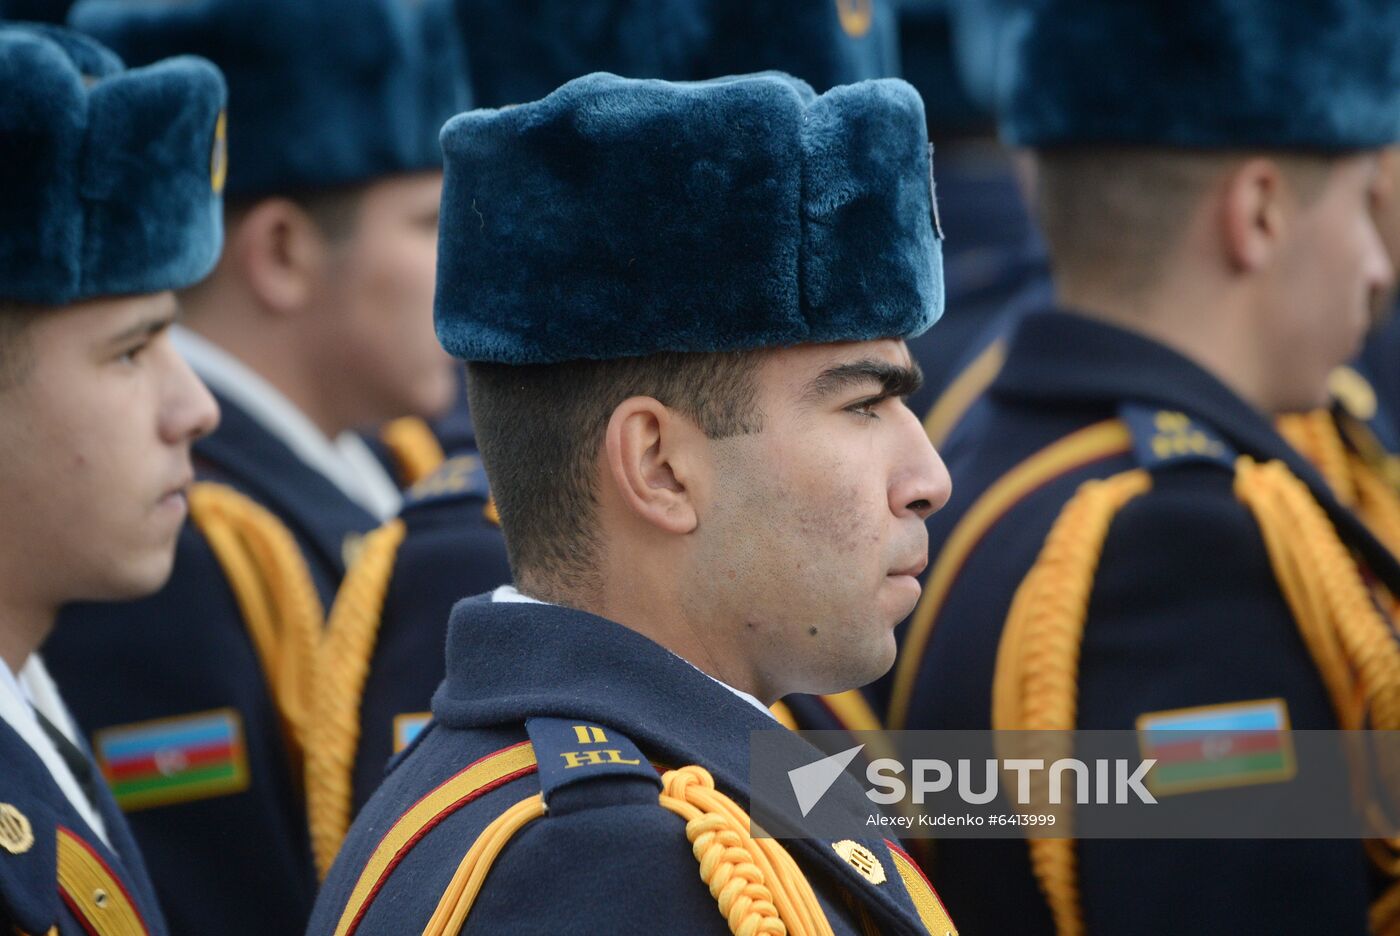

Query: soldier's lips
[156,477,193,518]
[888,556,928,579]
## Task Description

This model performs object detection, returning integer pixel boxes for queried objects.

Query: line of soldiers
[2,0,1399,934]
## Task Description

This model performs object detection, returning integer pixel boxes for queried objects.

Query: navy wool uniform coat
[308,596,959,936]
[0,719,167,936]
[42,392,381,936]
[885,309,1400,935]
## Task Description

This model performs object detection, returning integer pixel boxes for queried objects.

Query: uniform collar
[191,390,379,580]
[487,585,777,721]
[992,308,1400,590]
[431,597,927,929]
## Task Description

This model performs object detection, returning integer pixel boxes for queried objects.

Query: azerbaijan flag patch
[1136,698,1295,797]
[95,708,249,812]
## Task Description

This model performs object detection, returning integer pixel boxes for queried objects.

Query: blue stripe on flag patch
[98,711,236,760]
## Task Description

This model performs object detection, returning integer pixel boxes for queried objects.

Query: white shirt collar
[489,585,777,721]
[172,326,402,521]
[0,655,109,846]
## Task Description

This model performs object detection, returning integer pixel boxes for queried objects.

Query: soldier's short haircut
[466,350,764,598]
[1033,147,1339,298]
[224,185,366,246]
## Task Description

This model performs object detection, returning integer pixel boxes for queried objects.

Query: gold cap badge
[210,110,228,195]
[835,0,873,38]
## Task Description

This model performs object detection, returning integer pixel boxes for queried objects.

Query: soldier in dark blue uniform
[39,2,472,933]
[306,0,910,875]
[310,70,959,934]
[886,2,1400,933]
[0,23,223,933]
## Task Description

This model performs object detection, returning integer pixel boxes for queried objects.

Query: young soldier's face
[0,292,218,605]
[691,339,950,698]
[1266,154,1395,410]
[313,170,458,427]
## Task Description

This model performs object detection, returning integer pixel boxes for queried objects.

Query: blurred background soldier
[884,0,1400,933]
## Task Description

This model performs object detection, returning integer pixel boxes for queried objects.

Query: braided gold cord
[993,469,1153,936]
[307,518,408,879]
[1276,411,1358,507]
[188,483,324,768]
[662,765,834,936]
[1235,457,1400,915]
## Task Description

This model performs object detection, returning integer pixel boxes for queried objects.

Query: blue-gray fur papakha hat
[0,23,225,305]
[1001,0,1400,149]
[69,0,472,197]
[434,71,944,365]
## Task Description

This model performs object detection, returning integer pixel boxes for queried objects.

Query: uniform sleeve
[1072,468,1372,934]
[459,801,734,936]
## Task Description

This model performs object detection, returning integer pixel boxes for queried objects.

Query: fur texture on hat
[0,23,225,304]
[434,71,943,364]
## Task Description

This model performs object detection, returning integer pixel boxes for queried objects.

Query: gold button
[93,889,109,909]
[0,803,33,855]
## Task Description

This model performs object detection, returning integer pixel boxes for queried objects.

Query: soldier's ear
[602,396,701,537]
[226,198,329,316]
[1221,157,1288,273]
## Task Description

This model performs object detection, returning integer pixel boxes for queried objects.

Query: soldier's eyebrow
[105,300,181,347]
[800,358,923,405]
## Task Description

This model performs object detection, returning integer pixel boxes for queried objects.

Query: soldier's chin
[100,550,179,602]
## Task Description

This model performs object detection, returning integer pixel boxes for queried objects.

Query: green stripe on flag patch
[111,761,248,812]
[1150,751,1293,796]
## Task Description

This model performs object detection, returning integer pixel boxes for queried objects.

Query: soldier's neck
[1058,281,1276,414]
[0,597,53,678]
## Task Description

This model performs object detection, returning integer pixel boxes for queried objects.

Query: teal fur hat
[1002,0,1400,149]
[0,23,225,304]
[69,0,472,197]
[434,71,944,365]
[455,0,898,107]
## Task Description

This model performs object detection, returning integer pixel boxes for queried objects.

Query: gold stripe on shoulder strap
[380,417,446,488]
[887,420,1133,730]
[887,845,958,936]
[923,338,1007,449]
[333,742,538,936]
[309,518,409,879]
[188,482,324,766]
[56,827,150,936]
